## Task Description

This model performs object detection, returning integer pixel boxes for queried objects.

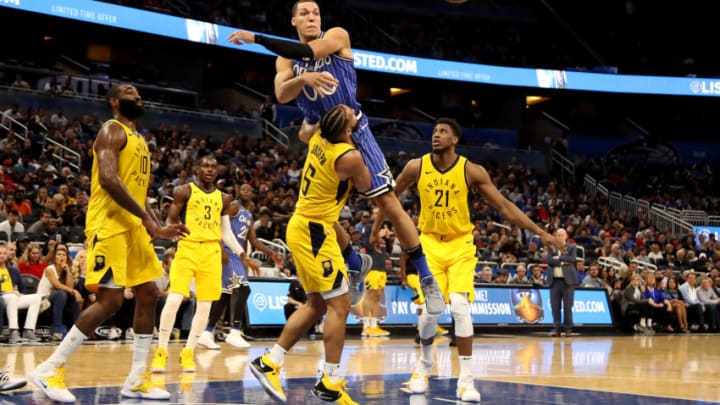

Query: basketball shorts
[85,224,162,290]
[170,240,222,301]
[352,113,395,198]
[221,249,248,294]
[406,273,424,305]
[420,232,478,302]
[364,270,387,290]
[286,215,347,294]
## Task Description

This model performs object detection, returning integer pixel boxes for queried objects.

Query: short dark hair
[291,0,319,15]
[319,105,350,143]
[8,209,19,217]
[435,117,462,140]
[106,84,125,108]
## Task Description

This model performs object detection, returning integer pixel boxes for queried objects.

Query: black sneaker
[249,354,286,403]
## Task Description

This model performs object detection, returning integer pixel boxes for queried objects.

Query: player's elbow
[275,92,294,105]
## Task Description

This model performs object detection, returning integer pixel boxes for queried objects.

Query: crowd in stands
[2,88,720,345]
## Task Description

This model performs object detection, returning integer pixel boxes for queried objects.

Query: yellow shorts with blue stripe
[364,270,387,290]
[286,215,347,294]
[420,232,478,302]
[85,224,162,290]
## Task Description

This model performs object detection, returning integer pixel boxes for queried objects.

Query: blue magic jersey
[292,32,361,124]
[222,204,253,291]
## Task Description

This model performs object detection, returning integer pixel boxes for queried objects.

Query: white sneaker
[121,371,171,399]
[420,276,446,315]
[406,372,428,393]
[225,330,250,349]
[125,328,134,340]
[0,367,26,391]
[456,378,481,402]
[28,364,77,403]
[198,331,221,350]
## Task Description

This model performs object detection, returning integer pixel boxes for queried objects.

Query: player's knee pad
[418,305,440,340]
[450,293,473,338]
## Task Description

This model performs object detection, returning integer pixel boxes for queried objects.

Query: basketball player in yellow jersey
[152,156,250,373]
[389,118,565,402]
[250,104,370,405]
[29,84,189,403]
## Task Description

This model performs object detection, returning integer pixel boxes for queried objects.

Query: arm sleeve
[256,34,314,61]
[221,215,245,257]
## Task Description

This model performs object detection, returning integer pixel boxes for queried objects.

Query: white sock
[323,362,342,384]
[46,326,87,369]
[362,317,369,328]
[268,343,287,366]
[640,318,647,327]
[157,293,183,350]
[458,355,473,381]
[128,334,152,382]
[186,301,212,350]
[369,317,378,328]
[419,343,433,374]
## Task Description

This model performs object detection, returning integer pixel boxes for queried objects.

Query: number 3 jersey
[291,32,361,125]
[417,154,473,237]
[85,119,152,240]
[182,183,223,243]
[294,132,354,223]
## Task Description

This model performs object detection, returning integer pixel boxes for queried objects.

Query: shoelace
[46,367,67,389]
[0,368,10,384]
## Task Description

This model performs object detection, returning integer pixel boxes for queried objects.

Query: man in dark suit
[545,228,578,336]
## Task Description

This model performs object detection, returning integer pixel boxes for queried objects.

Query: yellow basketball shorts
[286,215,347,294]
[420,232,478,302]
[406,273,424,305]
[170,239,222,301]
[364,270,387,290]
[85,224,162,290]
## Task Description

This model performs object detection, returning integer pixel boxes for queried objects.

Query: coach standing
[546,228,578,336]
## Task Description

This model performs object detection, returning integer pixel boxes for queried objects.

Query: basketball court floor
[0,333,718,404]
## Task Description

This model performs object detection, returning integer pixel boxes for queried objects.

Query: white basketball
[319,71,338,96]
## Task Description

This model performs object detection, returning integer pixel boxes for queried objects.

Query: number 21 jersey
[417,154,473,237]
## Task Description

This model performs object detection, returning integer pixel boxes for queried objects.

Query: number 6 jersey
[294,132,354,223]
[85,119,152,240]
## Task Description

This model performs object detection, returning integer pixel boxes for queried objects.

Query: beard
[118,99,144,119]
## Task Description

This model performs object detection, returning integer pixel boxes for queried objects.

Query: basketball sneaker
[180,347,196,372]
[151,347,168,373]
[370,326,390,337]
[198,331,221,350]
[121,371,171,400]
[406,371,428,393]
[249,353,286,403]
[420,276,445,315]
[0,367,26,392]
[361,327,372,337]
[436,326,449,336]
[28,364,76,402]
[312,372,358,404]
[456,377,481,402]
[225,329,251,349]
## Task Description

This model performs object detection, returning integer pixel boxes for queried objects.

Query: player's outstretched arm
[228,27,349,61]
[468,162,564,252]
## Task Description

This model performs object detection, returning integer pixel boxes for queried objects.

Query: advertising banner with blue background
[247,280,612,327]
[3,0,720,97]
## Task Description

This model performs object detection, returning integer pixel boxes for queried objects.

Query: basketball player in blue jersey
[228,0,446,316]
[198,183,284,350]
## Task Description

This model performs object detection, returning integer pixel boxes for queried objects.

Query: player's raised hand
[227,30,255,45]
[302,72,338,97]
[540,232,566,254]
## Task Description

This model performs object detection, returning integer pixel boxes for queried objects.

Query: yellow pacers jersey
[183,182,223,242]
[294,132,354,223]
[85,119,151,240]
[0,267,13,293]
[417,153,473,237]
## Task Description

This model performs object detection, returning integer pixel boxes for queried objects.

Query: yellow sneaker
[361,327,372,337]
[436,326,449,336]
[312,373,358,405]
[151,348,168,373]
[249,353,286,402]
[28,364,76,402]
[371,326,391,337]
[121,371,171,399]
[180,347,196,372]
